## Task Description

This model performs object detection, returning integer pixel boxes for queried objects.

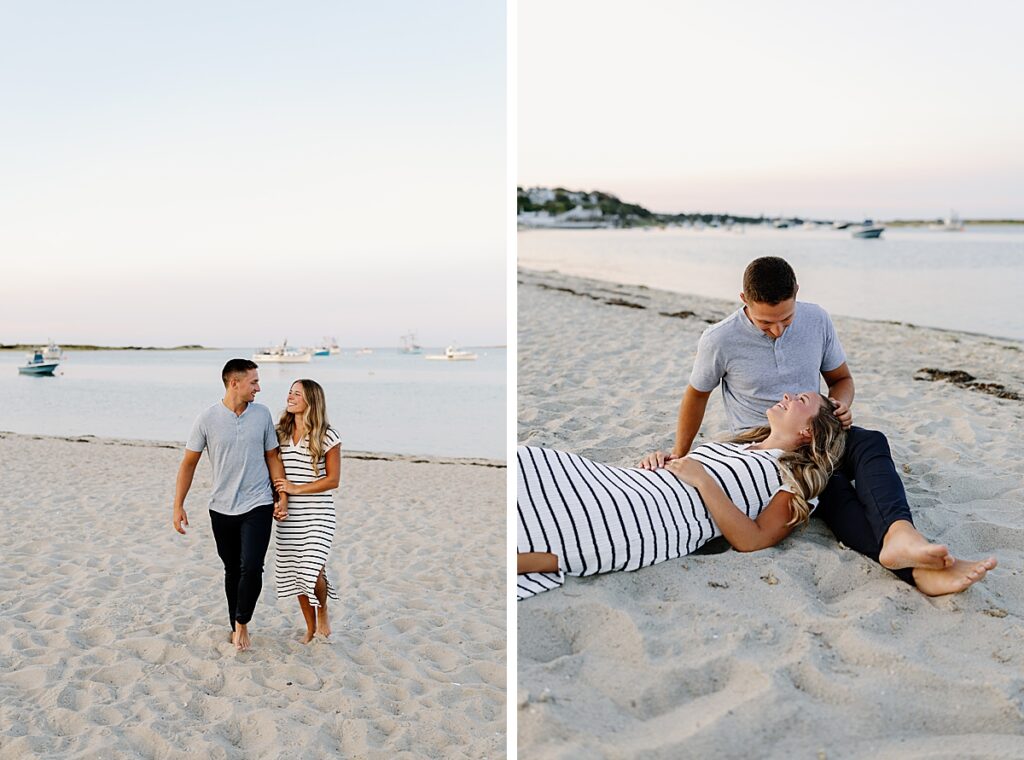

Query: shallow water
[519,225,1024,340]
[0,347,506,459]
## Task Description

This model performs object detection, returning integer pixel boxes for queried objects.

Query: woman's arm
[274,445,341,495]
[666,458,796,552]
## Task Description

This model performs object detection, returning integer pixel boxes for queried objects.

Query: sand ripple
[0,434,505,758]
[518,269,1024,758]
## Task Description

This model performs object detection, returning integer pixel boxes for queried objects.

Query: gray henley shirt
[689,301,847,433]
[185,401,279,515]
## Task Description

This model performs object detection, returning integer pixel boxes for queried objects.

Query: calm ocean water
[519,225,1024,341]
[0,348,506,459]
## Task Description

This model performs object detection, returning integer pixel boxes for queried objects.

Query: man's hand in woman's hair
[828,397,853,429]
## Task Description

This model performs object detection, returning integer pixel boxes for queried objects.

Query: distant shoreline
[0,344,212,352]
[0,430,505,468]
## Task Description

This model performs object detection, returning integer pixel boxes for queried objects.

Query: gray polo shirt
[186,402,279,515]
[689,301,846,433]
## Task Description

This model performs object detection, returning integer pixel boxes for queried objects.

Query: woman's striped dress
[517,441,790,600]
[275,427,342,606]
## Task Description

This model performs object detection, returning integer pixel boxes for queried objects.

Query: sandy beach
[517,268,1024,758]
[0,434,505,759]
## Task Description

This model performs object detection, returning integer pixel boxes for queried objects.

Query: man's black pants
[209,504,274,629]
[814,427,917,584]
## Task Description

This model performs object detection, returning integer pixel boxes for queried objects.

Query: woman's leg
[297,595,317,643]
[518,552,559,574]
[314,568,331,638]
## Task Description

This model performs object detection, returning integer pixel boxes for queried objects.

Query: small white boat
[399,332,423,355]
[355,348,373,356]
[253,340,312,363]
[323,337,341,355]
[41,340,64,361]
[931,210,965,232]
[851,226,885,239]
[19,350,60,376]
[426,345,478,361]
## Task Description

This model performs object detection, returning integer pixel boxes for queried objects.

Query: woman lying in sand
[517,392,996,600]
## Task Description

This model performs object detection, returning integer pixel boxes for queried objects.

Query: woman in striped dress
[272,379,342,643]
[517,392,846,600]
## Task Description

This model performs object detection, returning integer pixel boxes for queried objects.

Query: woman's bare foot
[301,629,316,644]
[912,557,997,596]
[232,623,252,651]
[316,606,331,639]
[879,521,952,570]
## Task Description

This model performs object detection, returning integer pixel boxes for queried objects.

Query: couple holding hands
[172,360,341,651]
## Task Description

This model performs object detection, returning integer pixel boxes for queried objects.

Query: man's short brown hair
[742,256,797,305]
[222,358,258,387]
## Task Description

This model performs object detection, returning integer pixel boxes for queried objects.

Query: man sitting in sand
[641,256,996,595]
[172,359,288,651]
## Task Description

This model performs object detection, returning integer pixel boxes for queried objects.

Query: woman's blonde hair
[276,379,330,476]
[727,394,846,527]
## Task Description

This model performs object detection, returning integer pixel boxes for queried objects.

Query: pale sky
[0,1,505,347]
[518,0,1024,219]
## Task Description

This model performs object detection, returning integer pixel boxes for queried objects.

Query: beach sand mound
[517,269,1024,759]
[0,434,505,759]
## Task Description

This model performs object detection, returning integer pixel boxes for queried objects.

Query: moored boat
[19,350,60,376]
[852,226,885,239]
[253,340,312,363]
[399,332,423,355]
[42,340,64,361]
[426,345,478,361]
[930,210,965,231]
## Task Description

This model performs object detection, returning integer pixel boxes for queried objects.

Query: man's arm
[673,385,713,458]
[265,447,289,517]
[822,362,855,428]
[173,449,202,534]
[639,384,713,470]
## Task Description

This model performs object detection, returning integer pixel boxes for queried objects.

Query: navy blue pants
[209,504,274,628]
[814,427,917,584]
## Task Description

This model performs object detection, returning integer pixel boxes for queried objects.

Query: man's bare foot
[232,623,252,651]
[912,557,997,596]
[301,629,316,644]
[879,521,952,570]
[229,630,236,643]
[316,607,331,639]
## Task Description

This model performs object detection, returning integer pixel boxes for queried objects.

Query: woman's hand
[273,502,289,521]
[274,478,299,495]
[666,457,713,488]
[638,450,678,470]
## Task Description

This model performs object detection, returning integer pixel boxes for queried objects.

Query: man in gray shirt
[173,358,288,651]
[642,256,996,595]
